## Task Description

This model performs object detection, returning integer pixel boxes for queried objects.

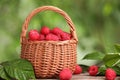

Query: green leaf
[0,59,35,80]
[112,66,120,75]
[113,62,120,75]
[0,64,11,80]
[114,44,120,53]
[98,65,120,76]
[103,53,120,67]
[101,53,120,76]
[83,52,105,60]
[80,65,89,73]
[97,65,106,76]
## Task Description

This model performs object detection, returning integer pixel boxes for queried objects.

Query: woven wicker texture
[20,6,78,78]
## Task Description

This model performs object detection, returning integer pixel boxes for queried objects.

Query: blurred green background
[0,0,120,65]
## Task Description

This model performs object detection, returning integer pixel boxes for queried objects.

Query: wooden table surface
[39,73,120,80]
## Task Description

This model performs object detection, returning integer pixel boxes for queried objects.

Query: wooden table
[39,73,120,80]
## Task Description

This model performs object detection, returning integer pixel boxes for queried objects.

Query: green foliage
[0,65,11,80]
[83,44,120,75]
[0,59,35,80]
[80,65,89,73]
[114,44,120,53]
[98,65,120,76]
[83,52,105,60]
[112,66,120,75]
[98,65,106,76]
[103,53,120,67]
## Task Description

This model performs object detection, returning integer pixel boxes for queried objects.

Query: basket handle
[20,6,78,42]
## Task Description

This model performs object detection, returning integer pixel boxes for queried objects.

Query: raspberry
[88,65,98,76]
[28,29,40,41]
[51,27,63,35]
[40,26,50,35]
[59,68,72,80]
[46,33,59,41]
[56,34,62,40]
[61,32,71,41]
[39,34,45,41]
[105,68,116,80]
[74,65,82,74]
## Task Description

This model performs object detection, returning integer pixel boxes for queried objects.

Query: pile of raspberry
[28,26,71,41]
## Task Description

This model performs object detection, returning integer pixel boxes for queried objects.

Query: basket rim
[22,38,77,45]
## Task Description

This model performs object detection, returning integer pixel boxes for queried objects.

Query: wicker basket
[20,6,78,78]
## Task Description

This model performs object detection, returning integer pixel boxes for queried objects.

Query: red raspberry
[88,65,98,76]
[40,26,50,35]
[61,32,71,41]
[105,68,116,80]
[46,33,59,41]
[59,68,72,80]
[56,34,62,40]
[51,27,63,35]
[74,65,82,74]
[39,34,45,41]
[28,30,40,41]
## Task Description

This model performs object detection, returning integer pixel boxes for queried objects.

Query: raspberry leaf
[83,52,105,60]
[112,66,120,75]
[114,44,120,53]
[0,59,35,80]
[0,64,11,80]
[98,65,106,76]
[98,65,120,76]
[103,53,120,67]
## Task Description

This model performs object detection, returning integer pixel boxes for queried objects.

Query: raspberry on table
[59,68,72,80]
[74,65,82,74]
[105,68,116,80]
[88,65,98,76]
